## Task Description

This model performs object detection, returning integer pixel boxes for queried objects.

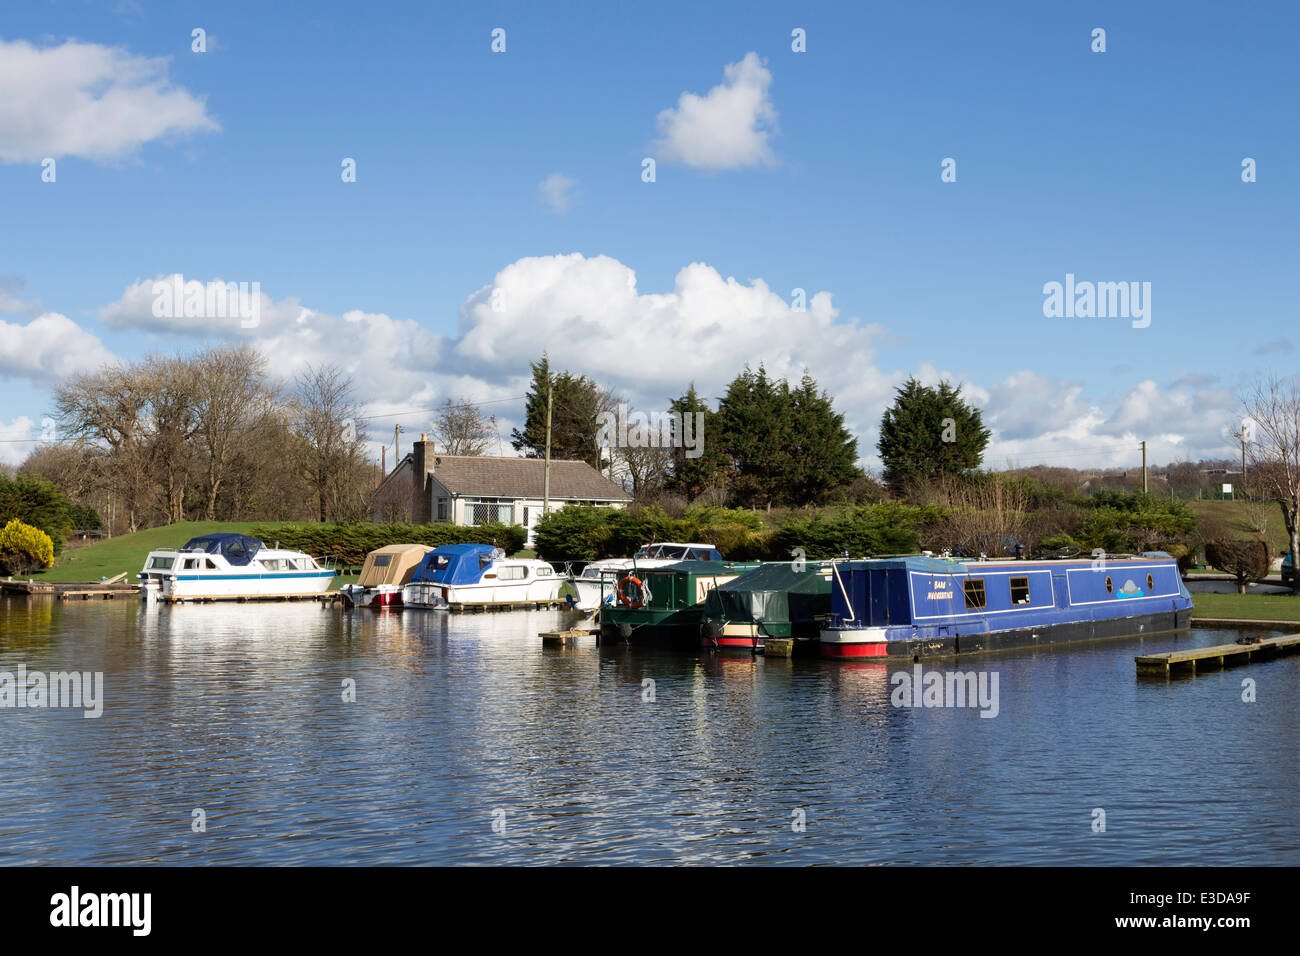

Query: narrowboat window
[1105,576,1113,594]
[1010,576,1030,604]
[963,578,986,610]
[1147,573,1154,591]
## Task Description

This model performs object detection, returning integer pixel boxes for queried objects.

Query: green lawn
[37,522,270,583]
[1187,499,1291,555]
[1192,591,1300,622]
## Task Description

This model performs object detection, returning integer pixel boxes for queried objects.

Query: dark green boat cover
[703,562,833,627]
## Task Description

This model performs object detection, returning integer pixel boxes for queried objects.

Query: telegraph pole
[543,381,553,516]
[394,424,402,462]
[1141,440,1147,494]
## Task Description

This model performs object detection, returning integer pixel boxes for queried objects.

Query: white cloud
[538,173,577,212]
[0,417,37,467]
[93,256,1245,471]
[0,38,217,163]
[654,52,777,171]
[0,313,116,384]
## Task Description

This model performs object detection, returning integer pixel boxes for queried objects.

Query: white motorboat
[339,543,433,609]
[403,543,561,609]
[138,533,336,599]
[568,542,723,610]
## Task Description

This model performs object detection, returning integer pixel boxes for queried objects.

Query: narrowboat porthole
[1105,576,1113,594]
[1147,573,1154,591]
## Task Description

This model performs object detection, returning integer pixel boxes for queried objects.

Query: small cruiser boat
[138,533,336,599]
[569,542,723,610]
[820,553,1194,660]
[339,543,434,610]
[404,543,561,609]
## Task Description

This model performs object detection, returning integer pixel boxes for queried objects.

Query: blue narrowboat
[821,553,1193,660]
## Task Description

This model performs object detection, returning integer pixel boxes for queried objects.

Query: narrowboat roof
[644,560,756,577]
[833,552,1177,574]
[714,561,833,594]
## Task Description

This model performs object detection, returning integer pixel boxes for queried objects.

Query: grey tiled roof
[427,455,632,500]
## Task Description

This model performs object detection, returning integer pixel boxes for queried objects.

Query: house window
[437,498,448,521]
[465,498,514,525]
[963,578,986,610]
[1010,576,1030,605]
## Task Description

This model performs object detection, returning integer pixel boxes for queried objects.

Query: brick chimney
[411,434,432,524]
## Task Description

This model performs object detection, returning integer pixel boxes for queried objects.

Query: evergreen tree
[664,384,727,500]
[716,366,793,508]
[787,372,861,503]
[877,377,990,495]
[510,355,604,467]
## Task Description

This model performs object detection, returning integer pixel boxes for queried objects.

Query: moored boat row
[136,531,1196,661]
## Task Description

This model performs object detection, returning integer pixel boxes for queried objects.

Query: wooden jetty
[1136,633,1300,675]
[450,599,567,613]
[2,579,139,600]
[540,626,597,646]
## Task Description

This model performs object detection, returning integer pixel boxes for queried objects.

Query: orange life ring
[617,574,645,609]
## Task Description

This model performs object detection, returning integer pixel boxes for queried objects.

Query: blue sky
[1,0,1296,470]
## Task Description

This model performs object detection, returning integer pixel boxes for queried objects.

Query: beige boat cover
[357,544,434,587]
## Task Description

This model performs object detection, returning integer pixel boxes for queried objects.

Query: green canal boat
[599,559,760,648]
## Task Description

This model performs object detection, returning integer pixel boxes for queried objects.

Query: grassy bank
[1192,591,1300,622]
[34,522,266,583]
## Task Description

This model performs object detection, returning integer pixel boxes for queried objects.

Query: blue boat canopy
[410,543,502,585]
[180,533,263,567]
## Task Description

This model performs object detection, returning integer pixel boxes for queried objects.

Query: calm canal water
[1,595,1297,865]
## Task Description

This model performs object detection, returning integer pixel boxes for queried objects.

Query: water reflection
[0,598,1296,865]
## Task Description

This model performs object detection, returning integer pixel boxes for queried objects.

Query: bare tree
[432,398,494,456]
[139,355,200,524]
[292,364,369,521]
[1242,375,1300,590]
[192,344,277,520]
[54,363,154,533]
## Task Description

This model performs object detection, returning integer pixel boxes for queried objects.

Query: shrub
[248,522,527,567]
[532,504,774,561]
[770,504,940,559]
[0,519,55,575]
[1205,537,1270,593]
[0,475,73,555]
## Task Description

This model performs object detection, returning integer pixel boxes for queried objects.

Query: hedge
[247,522,527,567]
[532,505,773,562]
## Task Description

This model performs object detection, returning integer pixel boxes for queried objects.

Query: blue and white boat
[138,533,336,599]
[403,543,561,609]
[820,553,1193,660]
